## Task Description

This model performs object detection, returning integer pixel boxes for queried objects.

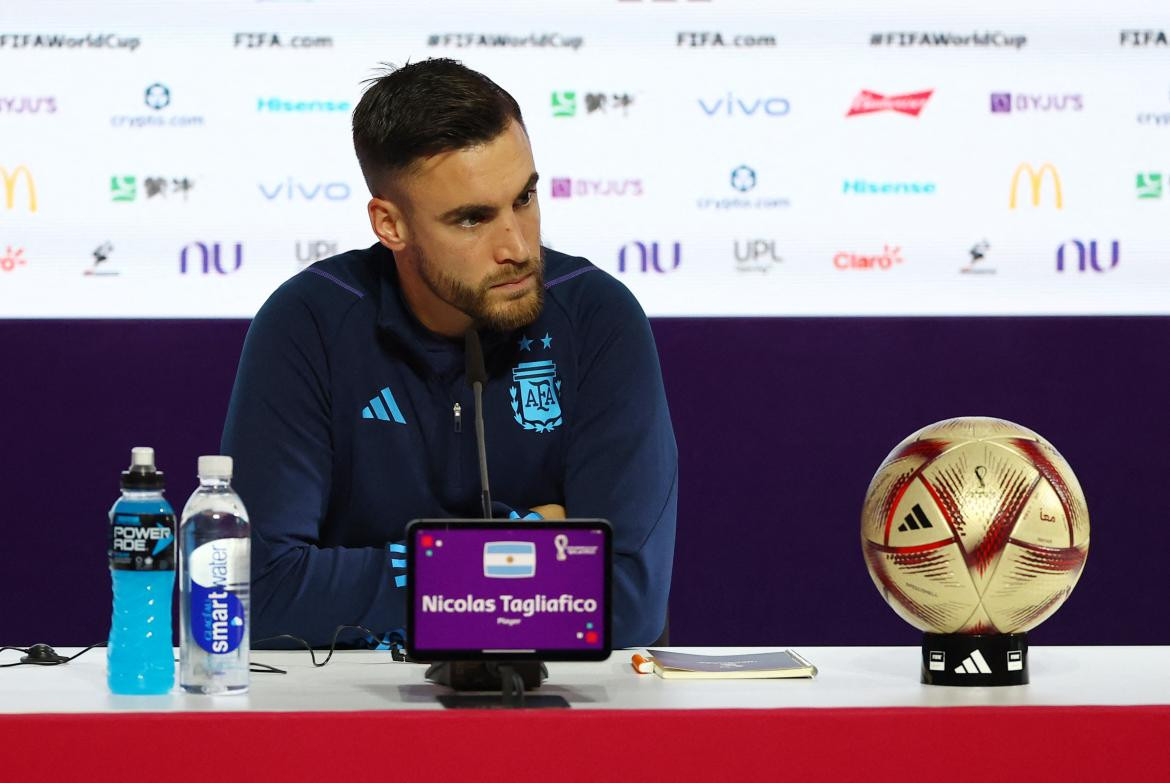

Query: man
[222,59,677,650]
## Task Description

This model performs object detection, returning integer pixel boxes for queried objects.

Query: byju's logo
[847,90,933,117]
[990,92,1083,113]
[84,242,118,277]
[550,90,634,117]
[1056,240,1119,272]
[549,177,643,198]
[618,241,681,273]
[1,165,36,212]
[296,240,338,267]
[1137,172,1164,199]
[834,245,904,270]
[180,242,243,274]
[0,246,27,273]
[1009,163,1062,208]
[960,239,994,275]
[698,93,790,116]
[842,178,936,195]
[0,96,57,114]
[259,179,351,201]
[1120,30,1169,47]
[734,240,782,273]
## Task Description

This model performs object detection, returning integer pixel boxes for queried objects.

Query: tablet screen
[406,520,611,660]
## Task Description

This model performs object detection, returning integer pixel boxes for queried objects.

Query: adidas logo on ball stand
[921,632,1029,686]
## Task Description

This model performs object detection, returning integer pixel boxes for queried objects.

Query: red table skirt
[4,706,1169,781]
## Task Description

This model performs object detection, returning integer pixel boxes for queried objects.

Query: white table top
[2,646,1167,714]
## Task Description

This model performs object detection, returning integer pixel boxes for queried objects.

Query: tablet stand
[426,660,569,709]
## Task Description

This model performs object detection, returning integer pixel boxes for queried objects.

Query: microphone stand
[425,329,558,708]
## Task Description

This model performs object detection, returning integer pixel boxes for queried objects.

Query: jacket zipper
[453,402,462,433]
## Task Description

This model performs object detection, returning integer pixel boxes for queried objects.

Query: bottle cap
[198,455,233,480]
[121,446,165,490]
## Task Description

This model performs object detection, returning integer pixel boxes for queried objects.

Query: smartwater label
[109,513,175,571]
[188,539,248,654]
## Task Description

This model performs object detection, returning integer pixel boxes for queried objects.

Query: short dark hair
[352,58,526,197]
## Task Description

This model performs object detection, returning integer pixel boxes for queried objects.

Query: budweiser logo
[847,89,933,117]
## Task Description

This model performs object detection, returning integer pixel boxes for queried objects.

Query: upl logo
[618,241,681,273]
[1,165,36,212]
[698,93,790,116]
[1009,163,1062,208]
[1057,240,1119,272]
[180,242,243,274]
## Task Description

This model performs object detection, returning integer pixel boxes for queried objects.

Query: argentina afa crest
[510,360,563,433]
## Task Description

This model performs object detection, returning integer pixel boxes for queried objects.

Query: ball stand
[921,632,1029,686]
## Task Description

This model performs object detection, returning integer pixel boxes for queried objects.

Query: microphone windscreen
[464,328,488,386]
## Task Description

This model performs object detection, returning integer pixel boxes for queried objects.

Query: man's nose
[494,211,531,264]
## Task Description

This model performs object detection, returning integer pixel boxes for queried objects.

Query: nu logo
[1057,240,1119,272]
[897,504,934,532]
[1009,162,1062,208]
[361,386,406,424]
[619,241,681,273]
[1,165,36,212]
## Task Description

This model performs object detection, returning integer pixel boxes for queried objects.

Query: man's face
[394,120,543,333]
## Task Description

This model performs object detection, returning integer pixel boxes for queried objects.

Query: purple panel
[1,317,1167,648]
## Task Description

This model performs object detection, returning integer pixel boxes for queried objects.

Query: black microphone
[464,329,492,519]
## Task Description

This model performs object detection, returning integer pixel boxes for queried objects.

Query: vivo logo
[698,94,790,116]
[618,241,681,273]
[259,179,351,201]
[181,242,243,274]
[1056,240,1119,272]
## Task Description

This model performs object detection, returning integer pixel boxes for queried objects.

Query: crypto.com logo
[1009,163,1062,208]
[847,90,933,117]
[1,165,36,212]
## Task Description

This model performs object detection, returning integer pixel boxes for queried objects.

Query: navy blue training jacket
[221,244,678,649]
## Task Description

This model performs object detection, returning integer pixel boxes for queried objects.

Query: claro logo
[1,165,36,212]
[1009,163,1062,209]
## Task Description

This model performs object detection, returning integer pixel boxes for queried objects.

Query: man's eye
[516,189,536,207]
[458,216,481,228]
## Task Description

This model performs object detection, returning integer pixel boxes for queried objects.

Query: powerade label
[109,513,175,571]
[188,539,248,654]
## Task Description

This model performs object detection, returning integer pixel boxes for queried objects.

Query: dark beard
[417,248,545,332]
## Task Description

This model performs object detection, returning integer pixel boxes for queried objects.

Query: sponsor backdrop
[3,0,1169,646]
[3,0,1170,316]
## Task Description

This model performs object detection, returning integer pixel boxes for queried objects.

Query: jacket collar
[372,244,530,380]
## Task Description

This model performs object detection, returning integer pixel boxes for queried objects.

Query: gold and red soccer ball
[862,417,1090,635]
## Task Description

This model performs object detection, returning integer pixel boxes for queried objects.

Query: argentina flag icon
[483,541,537,578]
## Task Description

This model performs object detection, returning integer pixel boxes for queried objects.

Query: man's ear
[368,195,408,252]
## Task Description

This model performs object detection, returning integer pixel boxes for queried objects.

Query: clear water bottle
[179,455,250,694]
[108,447,176,694]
